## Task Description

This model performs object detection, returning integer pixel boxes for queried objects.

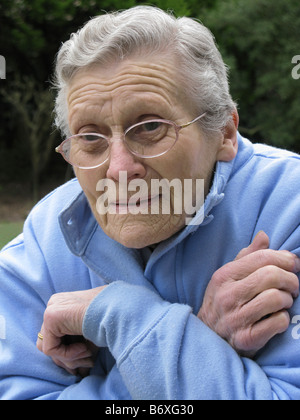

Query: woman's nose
[106,138,147,182]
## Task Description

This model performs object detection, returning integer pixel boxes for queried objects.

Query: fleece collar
[59,133,252,278]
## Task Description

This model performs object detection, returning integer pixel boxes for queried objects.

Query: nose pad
[106,138,147,182]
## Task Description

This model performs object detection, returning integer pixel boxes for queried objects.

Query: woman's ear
[216,110,239,162]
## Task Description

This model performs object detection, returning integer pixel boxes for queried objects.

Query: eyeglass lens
[63,121,177,168]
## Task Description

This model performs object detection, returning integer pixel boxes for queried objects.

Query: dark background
[0,0,299,214]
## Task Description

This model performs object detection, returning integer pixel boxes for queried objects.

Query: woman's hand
[198,231,300,357]
[38,231,300,374]
[37,286,106,376]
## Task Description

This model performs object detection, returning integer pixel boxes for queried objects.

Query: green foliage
[1,76,58,201]
[147,0,191,16]
[0,0,299,200]
[203,0,300,151]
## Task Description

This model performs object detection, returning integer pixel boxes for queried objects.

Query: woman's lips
[117,195,159,205]
[110,194,161,212]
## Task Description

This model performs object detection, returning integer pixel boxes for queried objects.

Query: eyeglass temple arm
[180,112,207,129]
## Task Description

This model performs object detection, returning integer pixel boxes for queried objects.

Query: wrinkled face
[67,54,223,248]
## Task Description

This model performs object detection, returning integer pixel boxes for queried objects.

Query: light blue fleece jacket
[0,134,300,400]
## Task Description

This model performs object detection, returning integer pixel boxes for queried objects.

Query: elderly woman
[1,6,300,400]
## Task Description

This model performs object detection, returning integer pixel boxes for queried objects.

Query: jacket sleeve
[0,237,74,400]
[0,211,130,400]
[83,277,300,400]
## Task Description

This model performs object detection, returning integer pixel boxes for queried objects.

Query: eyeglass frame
[55,112,207,170]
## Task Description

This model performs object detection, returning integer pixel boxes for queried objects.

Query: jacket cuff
[82,281,172,362]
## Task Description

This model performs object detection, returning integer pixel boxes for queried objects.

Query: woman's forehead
[67,56,188,127]
[67,56,182,104]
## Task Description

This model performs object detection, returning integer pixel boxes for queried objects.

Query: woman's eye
[142,121,161,132]
[83,134,99,142]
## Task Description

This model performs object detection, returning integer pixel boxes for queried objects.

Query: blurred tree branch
[1,77,58,202]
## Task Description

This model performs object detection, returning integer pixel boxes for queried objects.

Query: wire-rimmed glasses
[55,112,206,170]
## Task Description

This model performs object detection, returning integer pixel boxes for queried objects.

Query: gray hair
[53,6,236,138]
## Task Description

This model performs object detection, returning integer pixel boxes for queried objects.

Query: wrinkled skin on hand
[198,231,300,357]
